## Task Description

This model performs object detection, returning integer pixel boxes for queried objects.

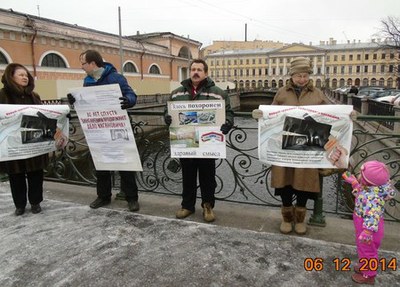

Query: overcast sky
[1,0,399,47]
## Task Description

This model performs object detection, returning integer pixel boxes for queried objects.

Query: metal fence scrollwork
[44,108,399,223]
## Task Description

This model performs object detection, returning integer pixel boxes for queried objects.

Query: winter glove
[342,171,361,191]
[67,93,75,105]
[252,109,263,119]
[164,114,172,126]
[119,96,134,109]
[220,120,233,135]
[358,229,373,244]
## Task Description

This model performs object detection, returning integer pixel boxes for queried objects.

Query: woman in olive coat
[0,63,49,216]
[270,57,331,235]
[253,57,332,235]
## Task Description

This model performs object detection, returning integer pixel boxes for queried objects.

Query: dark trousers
[96,170,138,202]
[9,170,44,209]
[179,158,216,212]
[277,185,313,207]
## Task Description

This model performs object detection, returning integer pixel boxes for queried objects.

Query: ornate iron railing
[44,109,400,223]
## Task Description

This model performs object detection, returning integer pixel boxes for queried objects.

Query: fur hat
[360,160,390,186]
[289,57,312,75]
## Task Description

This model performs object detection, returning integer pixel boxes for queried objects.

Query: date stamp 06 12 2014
[304,258,398,272]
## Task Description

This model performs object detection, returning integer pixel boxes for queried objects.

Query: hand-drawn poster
[69,84,142,171]
[168,100,226,158]
[0,104,70,161]
[257,105,353,168]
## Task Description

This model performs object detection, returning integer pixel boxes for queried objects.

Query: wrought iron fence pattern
[44,111,399,222]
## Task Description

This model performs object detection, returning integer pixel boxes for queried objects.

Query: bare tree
[379,16,400,48]
[378,17,400,88]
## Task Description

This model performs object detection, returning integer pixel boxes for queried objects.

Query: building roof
[127,32,202,46]
[208,48,276,57]
[206,40,396,57]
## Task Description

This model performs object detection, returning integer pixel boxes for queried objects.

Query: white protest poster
[0,104,70,161]
[258,105,353,168]
[69,84,142,171]
[168,100,226,158]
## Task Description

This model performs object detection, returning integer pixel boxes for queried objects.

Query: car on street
[373,92,400,104]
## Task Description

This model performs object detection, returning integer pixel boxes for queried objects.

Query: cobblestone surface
[1,182,399,287]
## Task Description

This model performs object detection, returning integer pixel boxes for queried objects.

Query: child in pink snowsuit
[342,160,396,285]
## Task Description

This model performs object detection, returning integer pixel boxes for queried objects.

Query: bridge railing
[43,109,400,224]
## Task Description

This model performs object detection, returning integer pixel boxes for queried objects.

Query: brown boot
[294,206,307,235]
[202,202,215,222]
[280,206,294,234]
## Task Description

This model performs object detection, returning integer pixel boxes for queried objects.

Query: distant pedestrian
[349,85,358,95]
[342,160,396,285]
[0,63,48,216]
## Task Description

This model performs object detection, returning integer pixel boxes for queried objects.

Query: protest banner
[168,100,226,158]
[69,84,142,171]
[0,104,70,162]
[257,105,353,168]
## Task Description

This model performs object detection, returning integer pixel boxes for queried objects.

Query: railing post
[308,174,326,226]
[347,93,353,105]
[361,98,369,115]
[393,106,400,135]
[340,93,344,103]
[0,173,8,182]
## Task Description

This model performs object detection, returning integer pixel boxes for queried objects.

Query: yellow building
[205,38,399,90]
[0,8,201,100]
[200,40,286,58]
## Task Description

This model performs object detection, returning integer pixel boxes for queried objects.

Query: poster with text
[0,104,70,162]
[69,84,142,171]
[168,100,226,158]
[257,105,353,168]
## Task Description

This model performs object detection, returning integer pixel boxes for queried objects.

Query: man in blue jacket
[68,49,140,212]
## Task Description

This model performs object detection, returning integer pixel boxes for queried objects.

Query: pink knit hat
[360,160,390,186]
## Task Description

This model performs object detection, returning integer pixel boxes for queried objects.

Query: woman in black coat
[0,63,49,216]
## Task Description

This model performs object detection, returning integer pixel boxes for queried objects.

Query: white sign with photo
[257,105,353,168]
[69,84,142,171]
[0,104,70,162]
[168,100,226,158]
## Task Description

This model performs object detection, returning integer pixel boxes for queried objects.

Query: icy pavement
[0,182,399,287]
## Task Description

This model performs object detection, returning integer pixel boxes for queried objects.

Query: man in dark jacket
[164,59,234,222]
[68,50,140,212]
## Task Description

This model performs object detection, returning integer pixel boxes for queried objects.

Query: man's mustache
[192,74,200,78]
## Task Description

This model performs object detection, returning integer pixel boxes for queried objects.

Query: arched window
[278,79,284,87]
[41,53,67,67]
[387,77,393,88]
[316,79,322,88]
[379,78,385,86]
[332,79,338,89]
[0,51,8,64]
[123,62,137,73]
[271,80,277,88]
[149,65,161,74]
[264,80,268,88]
[178,46,191,59]
[347,78,353,86]
[362,78,369,86]
[370,78,376,86]
[339,78,345,87]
